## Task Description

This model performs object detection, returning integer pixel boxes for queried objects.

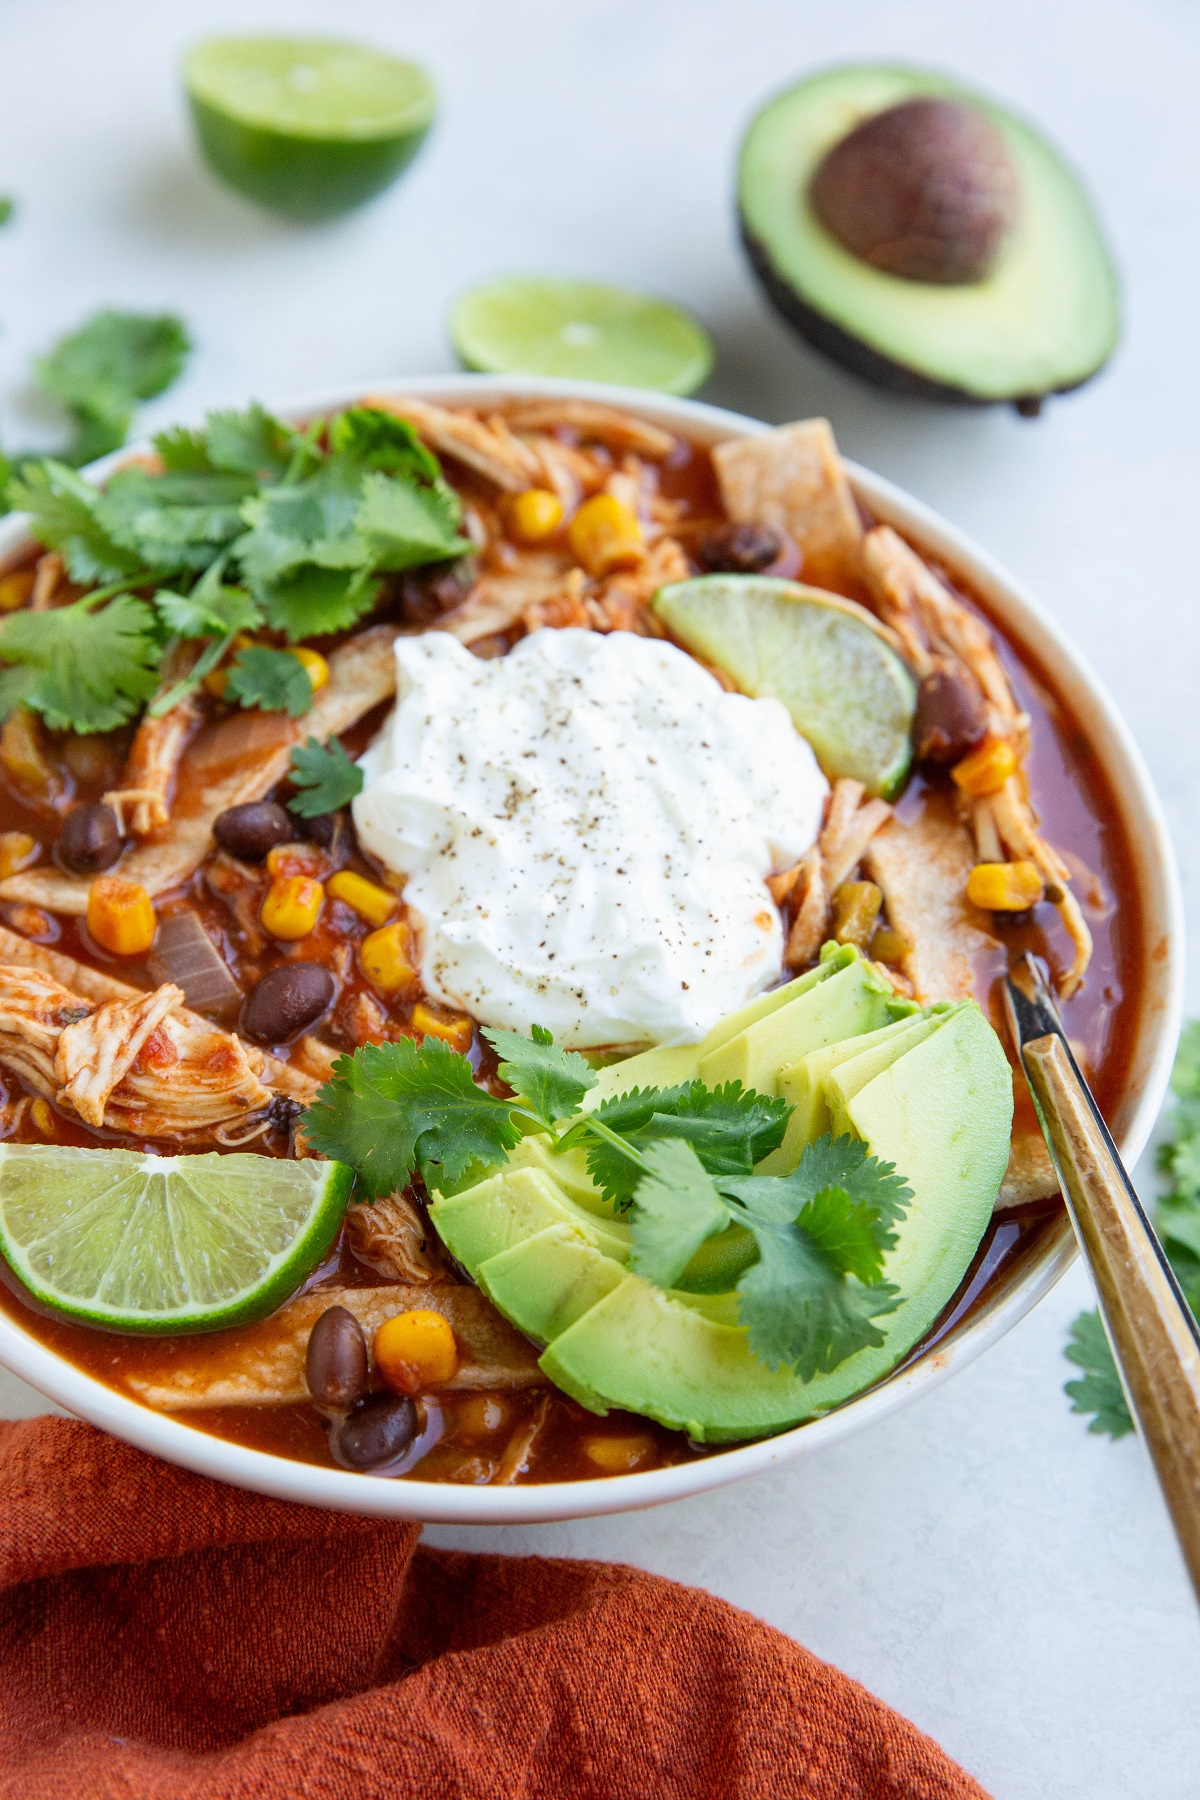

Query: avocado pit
[810,96,1019,285]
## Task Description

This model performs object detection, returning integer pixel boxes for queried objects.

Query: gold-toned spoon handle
[1021,1028,1200,1596]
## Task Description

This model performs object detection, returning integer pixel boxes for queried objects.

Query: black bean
[55,803,122,875]
[298,808,347,852]
[306,1305,369,1410]
[913,665,988,765]
[696,522,785,575]
[331,1392,418,1471]
[213,801,296,863]
[240,961,335,1046]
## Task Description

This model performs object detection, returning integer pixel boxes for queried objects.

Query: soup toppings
[0,392,1134,1486]
[353,627,828,1046]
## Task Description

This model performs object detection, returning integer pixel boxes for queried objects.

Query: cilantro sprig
[1,401,471,734]
[304,1023,911,1381]
[1063,1018,1200,1440]
[286,738,364,817]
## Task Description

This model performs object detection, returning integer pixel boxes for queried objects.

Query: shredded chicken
[0,625,400,915]
[365,393,539,491]
[441,569,570,645]
[0,931,278,1139]
[124,1283,547,1408]
[29,553,65,612]
[589,534,690,633]
[345,1190,446,1283]
[494,1392,552,1485]
[104,642,204,835]
[713,419,864,585]
[498,399,676,460]
[860,524,1092,996]
[773,780,892,971]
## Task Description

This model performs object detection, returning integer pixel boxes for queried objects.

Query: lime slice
[450,279,714,394]
[184,37,436,220]
[0,1144,352,1333]
[653,575,916,798]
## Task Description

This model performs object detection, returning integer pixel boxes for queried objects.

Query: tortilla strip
[0,625,400,915]
[498,399,676,460]
[125,1283,546,1409]
[364,394,538,491]
[865,797,1001,1005]
[0,923,139,1005]
[997,1128,1060,1210]
[713,419,864,584]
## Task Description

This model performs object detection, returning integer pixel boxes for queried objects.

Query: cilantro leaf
[224,646,313,717]
[96,466,252,574]
[286,737,364,817]
[723,1134,911,1245]
[356,468,472,571]
[154,566,260,640]
[36,311,190,466]
[253,566,381,641]
[303,1038,522,1198]
[1064,1310,1134,1439]
[6,459,140,584]
[736,1213,901,1379]
[0,198,13,228]
[0,592,160,732]
[586,1080,791,1208]
[204,405,304,479]
[482,1023,597,1128]
[627,1139,730,1289]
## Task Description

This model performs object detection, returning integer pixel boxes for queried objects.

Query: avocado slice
[738,65,1119,408]
[585,948,852,1107]
[429,1166,631,1277]
[540,1001,1012,1441]
[477,1224,627,1343]
[698,948,900,1093]
[758,1007,932,1172]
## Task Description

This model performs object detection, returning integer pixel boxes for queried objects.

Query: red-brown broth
[0,421,1144,1483]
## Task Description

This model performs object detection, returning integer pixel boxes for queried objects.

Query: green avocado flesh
[429,985,1012,1443]
[738,64,1120,405]
[653,577,917,799]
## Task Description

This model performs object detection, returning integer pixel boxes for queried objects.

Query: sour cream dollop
[353,628,828,1047]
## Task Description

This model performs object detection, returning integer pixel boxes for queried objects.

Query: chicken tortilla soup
[0,394,1141,1484]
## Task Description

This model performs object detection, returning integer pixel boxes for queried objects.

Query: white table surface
[2,1,1199,1792]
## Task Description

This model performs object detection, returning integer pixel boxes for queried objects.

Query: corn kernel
[31,1098,56,1137]
[952,737,1018,798]
[87,876,157,956]
[260,874,324,940]
[0,569,36,613]
[966,860,1045,912]
[831,880,883,950]
[327,869,397,928]
[0,832,38,880]
[359,919,418,993]
[411,1002,473,1052]
[508,487,565,544]
[583,1433,655,1473]
[456,1394,507,1438]
[374,1309,459,1395]
[289,646,329,693]
[567,493,644,576]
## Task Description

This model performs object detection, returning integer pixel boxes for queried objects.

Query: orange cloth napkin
[0,1416,989,1798]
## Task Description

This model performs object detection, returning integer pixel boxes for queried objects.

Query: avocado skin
[742,221,1073,415]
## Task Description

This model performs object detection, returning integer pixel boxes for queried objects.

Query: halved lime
[653,575,916,798]
[184,37,436,220]
[450,279,714,394]
[0,1144,352,1333]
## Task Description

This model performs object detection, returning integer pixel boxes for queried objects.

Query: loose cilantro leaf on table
[0,198,13,228]
[287,737,364,817]
[482,1023,597,1128]
[35,310,191,467]
[303,1023,911,1383]
[1064,1310,1133,1439]
[1062,1018,1200,1440]
[224,645,313,717]
[0,592,160,732]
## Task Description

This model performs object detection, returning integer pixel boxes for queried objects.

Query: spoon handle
[1022,1030,1200,1596]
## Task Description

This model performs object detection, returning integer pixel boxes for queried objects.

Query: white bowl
[0,375,1183,1523]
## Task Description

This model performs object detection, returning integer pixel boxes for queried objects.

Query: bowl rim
[0,372,1183,1524]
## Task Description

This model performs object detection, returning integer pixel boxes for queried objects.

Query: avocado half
[738,64,1120,409]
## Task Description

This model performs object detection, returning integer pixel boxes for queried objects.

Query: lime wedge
[450,279,714,394]
[184,37,436,220]
[653,575,916,798]
[0,1144,352,1333]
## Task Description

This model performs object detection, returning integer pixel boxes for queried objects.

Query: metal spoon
[1003,952,1200,1599]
